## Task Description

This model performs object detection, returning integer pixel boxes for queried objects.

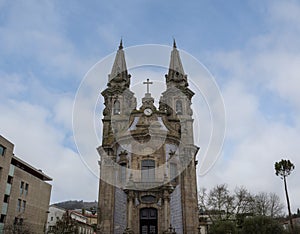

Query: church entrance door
[140,208,157,234]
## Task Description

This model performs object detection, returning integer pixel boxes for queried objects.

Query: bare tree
[269,192,284,218]
[253,192,270,216]
[199,185,284,223]
[207,184,233,220]
[199,184,254,223]
[199,185,285,234]
[233,186,254,215]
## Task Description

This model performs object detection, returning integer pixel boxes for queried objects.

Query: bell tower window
[113,100,120,115]
[176,100,183,115]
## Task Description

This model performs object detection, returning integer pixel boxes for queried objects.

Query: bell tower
[97,41,199,234]
[159,40,199,233]
[98,40,136,233]
[101,40,137,139]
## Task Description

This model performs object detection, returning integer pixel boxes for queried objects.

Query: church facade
[97,41,199,234]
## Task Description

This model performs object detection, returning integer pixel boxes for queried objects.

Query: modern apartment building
[0,135,52,233]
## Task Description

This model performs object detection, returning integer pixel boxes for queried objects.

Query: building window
[16,199,26,213]
[176,100,183,115]
[20,181,24,195]
[22,200,26,212]
[17,199,21,212]
[119,163,127,184]
[113,100,121,115]
[7,175,13,184]
[50,216,53,221]
[0,145,5,156]
[141,160,155,182]
[4,194,9,203]
[0,214,6,223]
[0,215,5,224]
[14,217,23,225]
[25,183,29,196]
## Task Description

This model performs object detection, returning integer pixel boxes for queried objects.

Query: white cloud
[200,0,300,212]
[269,0,300,28]
[0,1,101,202]
[0,0,299,214]
[0,72,27,98]
[53,95,74,130]
[0,96,98,203]
[0,1,95,79]
[201,116,300,210]
[222,80,262,140]
[254,51,300,110]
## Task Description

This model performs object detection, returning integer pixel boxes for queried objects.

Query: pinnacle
[109,40,127,82]
[119,38,123,50]
[169,40,184,75]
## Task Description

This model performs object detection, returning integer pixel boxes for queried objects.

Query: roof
[49,204,66,211]
[83,213,97,218]
[169,44,185,75]
[11,155,52,181]
[109,41,128,82]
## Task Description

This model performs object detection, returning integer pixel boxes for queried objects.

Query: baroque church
[97,41,199,234]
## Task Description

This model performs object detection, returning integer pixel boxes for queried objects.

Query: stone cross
[143,78,153,94]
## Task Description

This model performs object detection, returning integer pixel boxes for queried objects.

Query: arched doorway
[140,208,157,234]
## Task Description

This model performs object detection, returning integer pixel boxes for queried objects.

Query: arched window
[113,100,120,115]
[176,100,183,114]
[141,160,155,182]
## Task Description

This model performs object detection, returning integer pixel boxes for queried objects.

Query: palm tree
[275,159,295,233]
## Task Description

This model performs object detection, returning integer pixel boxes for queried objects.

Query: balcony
[125,181,165,190]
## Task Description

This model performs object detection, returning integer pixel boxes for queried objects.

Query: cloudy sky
[1,0,299,212]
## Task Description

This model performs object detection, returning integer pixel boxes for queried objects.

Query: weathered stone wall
[113,188,127,234]
[170,185,183,234]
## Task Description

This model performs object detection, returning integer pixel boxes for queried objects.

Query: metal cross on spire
[143,78,153,94]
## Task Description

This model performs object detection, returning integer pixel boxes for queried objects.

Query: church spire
[108,40,131,88]
[119,38,123,50]
[173,38,177,48]
[165,40,187,87]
